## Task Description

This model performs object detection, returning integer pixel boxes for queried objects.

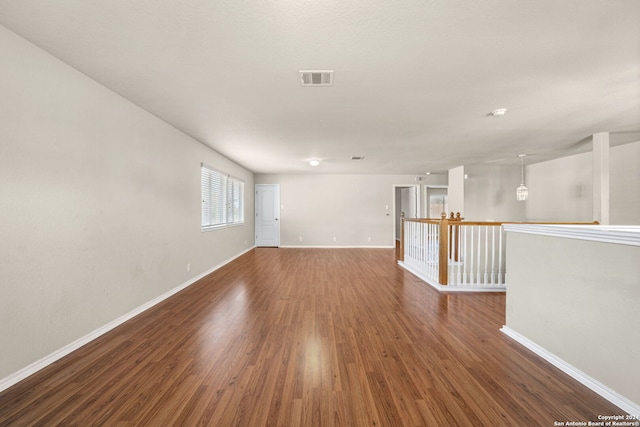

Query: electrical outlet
[333,237,337,242]
[299,236,303,242]
[186,263,191,273]
[368,237,372,242]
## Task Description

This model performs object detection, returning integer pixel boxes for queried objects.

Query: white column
[448,166,465,217]
[592,132,610,224]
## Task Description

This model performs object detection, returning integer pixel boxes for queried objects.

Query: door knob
[275,218,279,221]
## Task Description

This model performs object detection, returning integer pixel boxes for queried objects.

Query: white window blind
[201,164,244,230]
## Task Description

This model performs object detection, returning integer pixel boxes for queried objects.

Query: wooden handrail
[402,218,600,226]
[403,220,601,225]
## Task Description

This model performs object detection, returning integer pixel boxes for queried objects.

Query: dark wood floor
[0,248,625,426]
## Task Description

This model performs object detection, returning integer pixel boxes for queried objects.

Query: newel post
[449,212,463,262]
[439,212,449,285]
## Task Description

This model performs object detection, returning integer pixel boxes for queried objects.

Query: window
[201,164,244,230]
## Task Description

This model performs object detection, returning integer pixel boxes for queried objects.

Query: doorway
[425,186,448,219]
[393,185,420,242]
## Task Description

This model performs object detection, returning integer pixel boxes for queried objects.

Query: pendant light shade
[517,154,528,201]
[516,183,528,201]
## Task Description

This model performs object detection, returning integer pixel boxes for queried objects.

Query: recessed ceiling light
[425,172,431,175]
[309,159,320,167]
[490,108,507,116]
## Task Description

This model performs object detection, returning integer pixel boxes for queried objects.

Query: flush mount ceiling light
[490,108,507,116]
[309,159,320,167]
[516,154,528,201]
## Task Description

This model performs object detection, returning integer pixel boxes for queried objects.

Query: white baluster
[456,225,462,285]
[405,221,409,264]
[415,222,420,269]
[415,222,420,270]
[434,222,439,282]
[498,226,503,285]
[423,222,427,273]
[408,222,413,266]
[409,222,412,262]
[491,227,497,286]
[403,222,408,265]
[412,221,417,269]
[483,226,489,285]
[418,222,421,270]
[462,225,467,284]
[475,226,482,285]
[428,223,432,278]
[467,226,474,284]
[450,224,456,286]
[432,222,437,281]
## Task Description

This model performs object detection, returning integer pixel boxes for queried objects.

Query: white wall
[525,141,640,224]
[254,174,446,247]
[464,165,526,221]
[526,152,593,222]
[611,140,640,225]
[504,227,640,409]
[448,166,465,215]
[0,26,254,380]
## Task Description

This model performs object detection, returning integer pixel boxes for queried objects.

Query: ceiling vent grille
[351,156,365,160]
[300,70,333,86]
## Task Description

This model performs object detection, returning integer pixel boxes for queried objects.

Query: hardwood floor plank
[0,248,628,425]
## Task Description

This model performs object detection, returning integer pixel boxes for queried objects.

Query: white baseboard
[398,261,506,293]
[500,326,640,416]
[279,245,395,249]
[0,246,255,393]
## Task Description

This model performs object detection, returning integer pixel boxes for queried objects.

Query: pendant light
[516,154,528,201]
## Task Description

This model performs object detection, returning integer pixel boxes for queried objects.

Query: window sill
[201,222,245,233]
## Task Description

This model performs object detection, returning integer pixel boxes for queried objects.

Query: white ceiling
[1,0,639,174]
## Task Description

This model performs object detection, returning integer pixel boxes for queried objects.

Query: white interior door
[255,184,280,247]
[401,187,418,219]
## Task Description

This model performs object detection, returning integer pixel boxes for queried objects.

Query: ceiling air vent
[300,70,333,86]
[351,156,365,160]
